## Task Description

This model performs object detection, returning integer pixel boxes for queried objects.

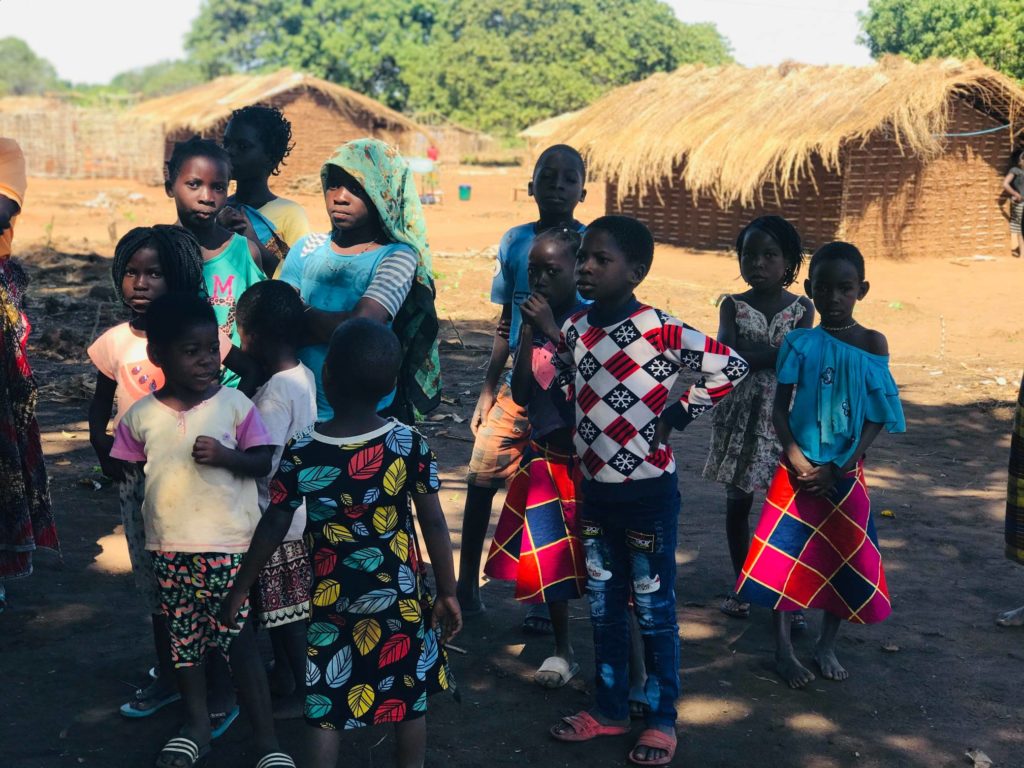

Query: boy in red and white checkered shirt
[537,216,748,766]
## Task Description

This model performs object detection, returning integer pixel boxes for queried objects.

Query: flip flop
[720,592,750,619]
[156,735,210,768]
[254,752,296,768]
[210,706,240,740]
[534,656,580,689]
[628,728,678,766]
[522,604,553,635]
[120,686,182,719]
[550,711,630,742]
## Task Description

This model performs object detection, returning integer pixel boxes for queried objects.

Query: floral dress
[270,420,452,729]
[702,296,806,494]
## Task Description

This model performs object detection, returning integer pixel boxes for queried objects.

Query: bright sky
[0,0,872,85]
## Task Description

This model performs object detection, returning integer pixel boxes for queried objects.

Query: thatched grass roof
[555,57,1024,205]
[518,110,583,140]
[128,68,425,137]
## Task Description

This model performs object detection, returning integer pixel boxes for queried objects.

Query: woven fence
[0,107,165,184]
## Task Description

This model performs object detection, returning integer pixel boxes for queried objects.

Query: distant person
[166,136,270,388]
[456,144,586,637]
[703,216,814,623]
[279,138,441,424]
[233,281,317,719]
[220,318,461,768]
[735,242,905,690]
[483,228,588,689]
[1003,148,1024,258]
[110,294,294,768]
[548,216,748,767]
[425,144,440,194]
[221,104,312,269]
[997,372,1024,627]
[88,225,245,721]
[0,137,59,611]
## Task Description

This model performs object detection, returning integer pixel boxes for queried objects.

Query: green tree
[859,0,1024,79]
[109,60,206,99]
[185,0,731,134]
[0,37,59,96]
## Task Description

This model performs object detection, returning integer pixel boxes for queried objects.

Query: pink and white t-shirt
[88,322,232,425]
[110,386,272,553]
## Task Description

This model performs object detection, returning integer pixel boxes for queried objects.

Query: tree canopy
[185,0,731,134]
[859,0,1024,79]
[109,60,206,99]
[0,37,59,97]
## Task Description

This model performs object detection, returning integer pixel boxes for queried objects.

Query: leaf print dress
[270,419,452,729]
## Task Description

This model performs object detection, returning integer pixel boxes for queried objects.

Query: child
[484,228,588,688]
[221,104,312,266]
[548,216,748,766]
[279,139,441,425]
[734,242,905,690]
[234,281,317,717]
[222,318,461,768]
[110,294,294,768]
[165,136,270,387]
[89,225,224,718]
[0,137,59,609]
[457,144,587,632]
[1002,148,1024,258]
[702,216,814,620]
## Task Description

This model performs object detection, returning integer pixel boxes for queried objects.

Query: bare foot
[629,724,676,764]
[775,650,815,689]
[813,645,849,681]
[996,605,1024,627]
[272,692,306,720]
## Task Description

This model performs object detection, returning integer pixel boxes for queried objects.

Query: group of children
[83,109,905,768]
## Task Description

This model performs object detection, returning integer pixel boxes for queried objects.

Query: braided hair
[534,225,582,259]
[166,136,231,183]
[227,104,294,176]
[112,225,206,308]
[735,215,805,287]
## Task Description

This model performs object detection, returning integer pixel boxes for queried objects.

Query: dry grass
[128,68,426,139]
[554,56,1024,206]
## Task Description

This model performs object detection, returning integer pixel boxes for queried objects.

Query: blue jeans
[580,484,681,727]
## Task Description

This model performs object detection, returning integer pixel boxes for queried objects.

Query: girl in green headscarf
[278,139,441,422]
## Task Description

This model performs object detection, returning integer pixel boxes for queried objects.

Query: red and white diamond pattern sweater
[556,302,749,484]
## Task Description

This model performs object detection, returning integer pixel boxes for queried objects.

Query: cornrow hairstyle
[534,225,583,260]
[535,144,586,181]
[586,215,654,269]
[166,135,231,184]
[235,280,303,345]
[809,241,866,281]
[735,215,805,287]
[227,104,294,176]
[112,225,206,307]
[145,293,217,349]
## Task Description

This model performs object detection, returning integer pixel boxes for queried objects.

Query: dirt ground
[2,167,1023,768]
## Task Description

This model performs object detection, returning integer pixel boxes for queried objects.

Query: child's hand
[192,435,229,467]
[647,417,673,456]
[93,434,126,482]
[520,294,560,343]
[471,388,496,436]
[217,206,252,237]
[218,590,247,630]
[798,463,840,496]
[495,315,511,341]
[786,446,815,479]
[431,595,463,644]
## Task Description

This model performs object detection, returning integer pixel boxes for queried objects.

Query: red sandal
[628,728,677,766]
[550,711,631,742]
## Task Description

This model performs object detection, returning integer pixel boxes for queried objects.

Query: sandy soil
[2,168,1023,767]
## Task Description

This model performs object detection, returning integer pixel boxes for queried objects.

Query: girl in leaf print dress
[223,318,461,768]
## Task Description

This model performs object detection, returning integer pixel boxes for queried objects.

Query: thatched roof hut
[519,110,583,167]
[129,69,429,185]
[556,57,1024,259]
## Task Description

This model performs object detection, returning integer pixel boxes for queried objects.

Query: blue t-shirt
[777,327,905,468]
[490,222,586,354]
[280,235,416,419]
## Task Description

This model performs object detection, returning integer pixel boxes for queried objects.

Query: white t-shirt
[252,363,317,540]
[110,387,272,553]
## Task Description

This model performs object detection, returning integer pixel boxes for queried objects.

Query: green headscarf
[321,139,441,420]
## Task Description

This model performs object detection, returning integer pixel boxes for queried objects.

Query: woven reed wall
[607,155,843,252]
[164,91,417,187]
[0,108,165,183]
[839,98,1009,259]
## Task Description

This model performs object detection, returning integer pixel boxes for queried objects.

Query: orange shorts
[466,381,531,489]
